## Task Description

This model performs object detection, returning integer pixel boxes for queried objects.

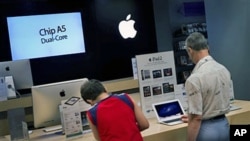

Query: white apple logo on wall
[118,14,137,39]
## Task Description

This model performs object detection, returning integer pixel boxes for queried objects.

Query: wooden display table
[1,100,249,141]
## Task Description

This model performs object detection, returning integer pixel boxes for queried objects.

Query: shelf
[0,77,139,113]
[0,94,32,112]
[0,77,140,136]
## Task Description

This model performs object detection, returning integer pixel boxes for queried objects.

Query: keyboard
[230,104,241,111]
[162,118,183,125]
[43,125,62,133]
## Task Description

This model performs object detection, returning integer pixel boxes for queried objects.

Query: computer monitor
[7,12,86,60]
[31,78,89,129]
[0,59,33,91]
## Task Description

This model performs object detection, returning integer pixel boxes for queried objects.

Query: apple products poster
[61,100,83,139]
[7,12,85,60]
[136,51,177,118]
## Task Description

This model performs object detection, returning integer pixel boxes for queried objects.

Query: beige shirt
[185,56,231,119]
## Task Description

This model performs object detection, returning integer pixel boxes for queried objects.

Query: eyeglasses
[184,45,192,50]
[184,46,191,53]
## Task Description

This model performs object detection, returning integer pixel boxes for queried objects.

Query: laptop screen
[153,99,185,122]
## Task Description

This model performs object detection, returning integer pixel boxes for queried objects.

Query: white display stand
[60,97,91,139]
[0,77,8,101]
[131,58,138,80]
[8,108,29,141]
[136,51,177,118]
[4,76,17,99]
[229,80,235,102]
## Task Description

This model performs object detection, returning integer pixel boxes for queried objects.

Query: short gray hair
[185,32,209,51]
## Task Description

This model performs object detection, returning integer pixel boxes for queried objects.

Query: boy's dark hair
[80,79,107,104]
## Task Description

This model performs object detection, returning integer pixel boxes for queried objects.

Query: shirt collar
[192,55,214,73]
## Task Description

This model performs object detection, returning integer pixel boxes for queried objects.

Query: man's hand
[181,114,188,123]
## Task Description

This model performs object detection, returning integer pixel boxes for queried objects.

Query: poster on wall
[136,51,177,118]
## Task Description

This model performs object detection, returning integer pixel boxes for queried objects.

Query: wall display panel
[7,12,86,60]
[0,0,158,85]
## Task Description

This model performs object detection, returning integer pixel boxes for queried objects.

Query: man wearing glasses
[182,32,231,141]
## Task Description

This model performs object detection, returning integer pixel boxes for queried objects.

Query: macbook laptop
[152,99,185,126]
[230,104,241,111]
[229,80,241,111]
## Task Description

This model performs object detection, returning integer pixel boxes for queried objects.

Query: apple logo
[59,90,66,97]
[118,14,137,39]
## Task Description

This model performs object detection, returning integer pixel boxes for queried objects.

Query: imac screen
[31,78,89,128]
[0,59,33,90]
[7,12,85,60]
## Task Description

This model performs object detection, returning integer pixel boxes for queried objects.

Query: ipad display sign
[7,12,86,60]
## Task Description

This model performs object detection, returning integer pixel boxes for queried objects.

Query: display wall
[0,0,158,88]
[205,0,250,100]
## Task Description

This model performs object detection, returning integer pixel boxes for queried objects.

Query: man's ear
[187,47,193,54]
[86,99,91,103]
[87,99,94,106]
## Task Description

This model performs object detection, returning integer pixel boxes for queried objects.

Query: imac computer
[0,59,33,97]
[31,78,89,131]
